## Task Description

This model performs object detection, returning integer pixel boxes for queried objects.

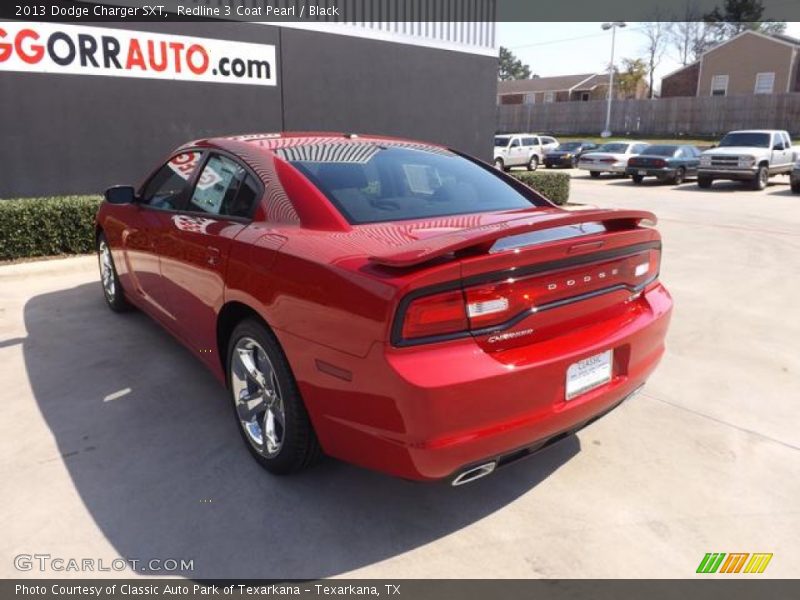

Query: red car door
[121,151,204,321]
[158,153,263,364]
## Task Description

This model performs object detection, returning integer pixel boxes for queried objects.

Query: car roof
[184,132,449,157]
[727,129,783,134]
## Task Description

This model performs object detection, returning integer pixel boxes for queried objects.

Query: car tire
[97,232,131,313]
[589,171,601,178]
[791,180,800,194]
[631,174,644,184]
[494,158,505,171]
[697,176,713,189]
[673,167,686,185]
[544,163,552,169]
[527,155,539,171]
[751,165,769,191]
[227,319,322,475]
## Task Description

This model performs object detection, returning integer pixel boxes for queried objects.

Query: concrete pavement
[1,173,798,578]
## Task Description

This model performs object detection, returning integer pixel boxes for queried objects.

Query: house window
[710,75,728,96]
[581,92,590,101]
[754,72,775,94]
[544,91,555,103]
[524,93,536,104]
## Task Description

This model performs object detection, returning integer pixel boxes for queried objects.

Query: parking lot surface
[1,172,798,578]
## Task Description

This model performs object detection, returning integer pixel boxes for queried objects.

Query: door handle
[206,246,221,266]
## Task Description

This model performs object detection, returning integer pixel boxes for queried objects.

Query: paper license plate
[565,350,613,400]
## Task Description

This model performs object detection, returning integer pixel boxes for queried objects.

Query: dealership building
[0,1,497,197]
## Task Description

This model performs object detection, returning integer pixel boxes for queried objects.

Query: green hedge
[0,195,102,261]
[509,171,571,205]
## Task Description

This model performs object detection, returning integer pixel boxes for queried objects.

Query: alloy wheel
[99,241,115,300]
[230,337,286,457]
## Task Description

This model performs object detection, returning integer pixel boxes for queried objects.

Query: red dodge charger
[95,132,672,485]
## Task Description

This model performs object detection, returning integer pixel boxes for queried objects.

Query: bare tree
[641,17,669,99]
[668,2,712,65]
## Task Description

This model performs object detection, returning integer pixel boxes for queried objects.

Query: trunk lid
[381,208,662,351]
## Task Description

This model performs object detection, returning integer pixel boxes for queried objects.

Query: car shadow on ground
[23,283,579,578]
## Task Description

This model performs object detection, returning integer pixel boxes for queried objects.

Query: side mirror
[105,185,136,204]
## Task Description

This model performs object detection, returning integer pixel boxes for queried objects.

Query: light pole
[601,21,626,138]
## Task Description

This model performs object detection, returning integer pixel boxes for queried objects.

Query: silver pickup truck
[698,129,796,190]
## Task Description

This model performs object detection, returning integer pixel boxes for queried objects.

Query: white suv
[494,134,559,171]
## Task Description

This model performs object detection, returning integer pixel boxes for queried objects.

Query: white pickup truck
[698,129,797,190]
[493,133,559,171]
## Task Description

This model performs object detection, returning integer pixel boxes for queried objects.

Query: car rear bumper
[625,167,677,178]
[578,162,626,173]
[283,283,673,482]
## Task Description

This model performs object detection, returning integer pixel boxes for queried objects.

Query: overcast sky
[497,22,800,89]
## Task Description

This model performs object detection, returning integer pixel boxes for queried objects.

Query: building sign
[0,22,276,86]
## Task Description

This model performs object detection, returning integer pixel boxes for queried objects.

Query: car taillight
[627,158,637,166]
[653,159,666,168]
[401,290,468,340]
[397,249,660,343]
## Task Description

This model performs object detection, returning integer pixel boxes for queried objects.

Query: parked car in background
[95,132,672,484]
[544,141,598,168]
[494,133,560,171]
[577,141,649,177]
[626,144,702,185]
[791,160,800,193]
[697,130,796,190]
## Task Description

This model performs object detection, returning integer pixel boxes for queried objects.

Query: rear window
[494,136,511,147]
[596,143,629,153]
[641,145,679,156]
[281,144,537,224]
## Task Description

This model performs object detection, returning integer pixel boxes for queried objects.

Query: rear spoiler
[369,209,657,268]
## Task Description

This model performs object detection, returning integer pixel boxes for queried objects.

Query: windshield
[641,145,678,157]
[718,133,771,148]
[558,142,583,151]
[282,144,537,224]
[595,143,629,153]
[494,136,511,147]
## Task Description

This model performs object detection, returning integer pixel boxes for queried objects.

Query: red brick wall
[661,63,700,97]
[499,94,524,105]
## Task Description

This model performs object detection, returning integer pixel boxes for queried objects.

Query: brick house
[497,72,645,105]
[661,30,800,97]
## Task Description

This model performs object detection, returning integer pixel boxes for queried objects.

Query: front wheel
[589,171,601,178]
[697,176,713,189]
[791,179,800,194]
[227,319,322,475]
[494,158,505,171]
[97,233,130,312]
[631,174,644,184]
[751,166,769,190]
[527,155,539,171]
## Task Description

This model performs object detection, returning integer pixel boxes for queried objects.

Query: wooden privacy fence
[496,93,800,138]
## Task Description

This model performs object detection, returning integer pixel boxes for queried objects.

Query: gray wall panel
[280,27,497,160]
[0,22,496,198]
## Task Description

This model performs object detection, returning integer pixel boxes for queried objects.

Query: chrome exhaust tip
[451,461,496,486]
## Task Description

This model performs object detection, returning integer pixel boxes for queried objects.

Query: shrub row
[509,170,571,205]
[0,195,102,261]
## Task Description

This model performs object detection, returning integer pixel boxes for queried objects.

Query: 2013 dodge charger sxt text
[95,133,672,485]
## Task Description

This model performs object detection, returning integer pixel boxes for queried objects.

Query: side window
[188,154,254,217]
[632,144,648,154]
[522,137,535,147]
[140,151,202,210]
[510,138,521,148]
[782,132,791,148]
